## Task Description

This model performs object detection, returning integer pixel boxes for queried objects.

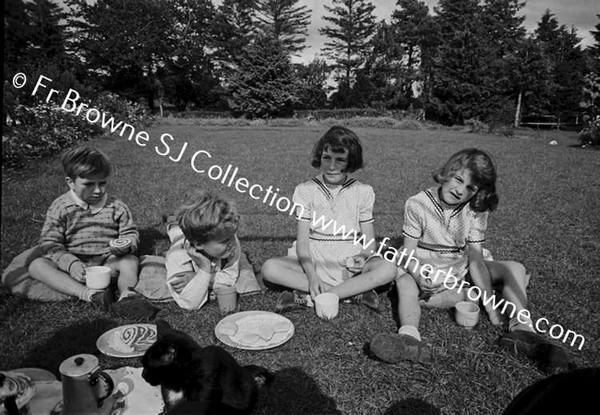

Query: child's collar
[69,190,108,214]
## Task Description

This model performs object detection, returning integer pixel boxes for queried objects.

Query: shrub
[579,118,600,146]
[464,118,491,134]
[2,93,153,168]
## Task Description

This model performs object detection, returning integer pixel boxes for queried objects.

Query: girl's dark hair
[61,146,111,179]
[433,148,499,212]
[311,126,364,173]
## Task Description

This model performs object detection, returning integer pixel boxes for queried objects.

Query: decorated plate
[96,324,157,358]
[215,311,294,350]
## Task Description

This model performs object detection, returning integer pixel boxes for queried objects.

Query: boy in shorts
[164,191,261,310]
[29,147,152,317]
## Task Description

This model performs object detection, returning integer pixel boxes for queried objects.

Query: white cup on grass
[85,266,111,290]
[455,301,480,329]
[315,293,339,320]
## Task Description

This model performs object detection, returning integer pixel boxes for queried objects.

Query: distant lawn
[1,122,598,415]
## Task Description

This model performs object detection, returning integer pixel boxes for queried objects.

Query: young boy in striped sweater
[28,147,149,316]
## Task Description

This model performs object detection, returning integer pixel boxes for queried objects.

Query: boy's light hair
[61,146,111,179]
[176,190,240,245]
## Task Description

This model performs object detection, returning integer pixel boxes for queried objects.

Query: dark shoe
[275,290,311,312]
[90,288,115,311]
[352,290,380,311]
[370,333,432,364]
[499,330,571,370]
[112,293,158,321]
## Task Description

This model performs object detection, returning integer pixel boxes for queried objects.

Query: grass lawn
[1,122,599,415]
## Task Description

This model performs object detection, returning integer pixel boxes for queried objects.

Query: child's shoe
[369,333,432,364]
[499,330,571,371]
[112,292,158,321]
[90,288,115,311]
[275,290,313,312]
[350,290,380,311]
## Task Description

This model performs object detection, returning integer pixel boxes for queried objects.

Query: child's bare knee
[28,257,50,275]
[260,259,278,281]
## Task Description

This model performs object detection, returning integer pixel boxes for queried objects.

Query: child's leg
[369,270,431,363]
[486,260,528,325]
[327,258,396,299]
[105,254,139,297]
[396,271,422,331]
[261,257,312,291]
[28,257,87,298]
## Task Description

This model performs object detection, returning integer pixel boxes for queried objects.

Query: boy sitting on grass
[164,191,261,310]
[28,146,153,318]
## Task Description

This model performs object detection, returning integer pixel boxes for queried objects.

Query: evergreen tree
[227,36,298,118]
[320,0,377,103]
[212,0,256,68]
[534,10,588,118]
[431,0,493,124]
[254,0,311,56]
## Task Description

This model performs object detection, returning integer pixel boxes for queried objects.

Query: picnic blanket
[1,247,172,303]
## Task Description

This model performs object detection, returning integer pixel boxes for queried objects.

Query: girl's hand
[485,305,503,326]
[186,246,213,273]
[308,276,327,299]
[170,273,195,294]
[69,261,86,282]
[344,256,365,274]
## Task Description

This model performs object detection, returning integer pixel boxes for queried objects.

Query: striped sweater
[39,191,139,272]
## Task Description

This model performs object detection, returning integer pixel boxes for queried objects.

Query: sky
[294,0,599,63]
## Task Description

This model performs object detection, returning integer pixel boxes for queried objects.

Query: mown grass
[1,122,599,415]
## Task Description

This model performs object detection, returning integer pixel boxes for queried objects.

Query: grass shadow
[383,398,441,415]
[17,318,119,375]
[138,227,168,256]
[256,366,341,415]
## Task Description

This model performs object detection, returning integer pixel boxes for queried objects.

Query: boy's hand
[109,238,132,256]
[170,273,195,294]
[186,246,213,273]
[69,261,86,282]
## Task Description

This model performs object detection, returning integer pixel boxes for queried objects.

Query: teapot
[57,354,117,415]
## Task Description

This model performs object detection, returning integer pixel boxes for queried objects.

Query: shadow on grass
[17,318,119,375]
[138,227,168,256]
[383,397,440,414]
[257,367,341,415]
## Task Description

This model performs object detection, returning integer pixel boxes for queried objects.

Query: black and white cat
[141,320,273,415]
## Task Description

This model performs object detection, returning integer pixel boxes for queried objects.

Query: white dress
[288,174,375,286]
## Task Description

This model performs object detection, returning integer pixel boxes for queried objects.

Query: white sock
[118,289,136,301]
[80,287,101,302]
[398,325,421,341]
[509,317,535,333]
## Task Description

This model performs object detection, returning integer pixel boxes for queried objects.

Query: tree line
[4,0,600,125]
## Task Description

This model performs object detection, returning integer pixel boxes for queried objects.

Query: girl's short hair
[311,126,364,173]
[433,148,499,212]
[176,190,240,245]
[61,147,111,179]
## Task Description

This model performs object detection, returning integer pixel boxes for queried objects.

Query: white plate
[215,311,294,350]
[96,324,157,358]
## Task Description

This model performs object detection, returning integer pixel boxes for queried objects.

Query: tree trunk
[514,90,523,128]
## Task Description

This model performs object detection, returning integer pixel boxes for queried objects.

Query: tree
[254,0,311,56]
[66,0,216,110]
[430,0,493,124]
[366,0,439,109]
[212,0,256,69]
[480,0,528,125]
[534,10,588,118]
[293,59,330,109]
[320,0,377,102]
[227,37,298,118]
